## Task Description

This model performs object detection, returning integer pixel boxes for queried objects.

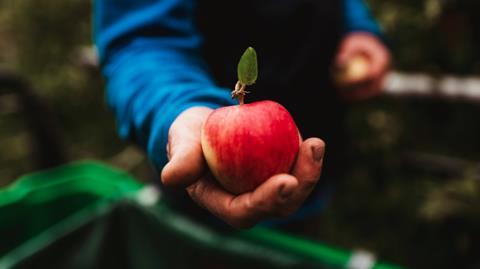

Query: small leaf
[237,47,258,86]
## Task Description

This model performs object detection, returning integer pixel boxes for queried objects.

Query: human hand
[161,106,325,228]
[334,32,391,101]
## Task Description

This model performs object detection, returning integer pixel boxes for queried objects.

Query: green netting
[0,161,403,269]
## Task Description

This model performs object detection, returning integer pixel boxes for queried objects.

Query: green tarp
[0,161,402,269]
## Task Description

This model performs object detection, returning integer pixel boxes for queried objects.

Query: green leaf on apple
[237,47,258,86]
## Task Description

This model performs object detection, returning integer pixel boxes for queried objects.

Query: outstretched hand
[161,107,325,228]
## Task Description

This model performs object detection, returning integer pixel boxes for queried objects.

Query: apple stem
[232,81,249,105]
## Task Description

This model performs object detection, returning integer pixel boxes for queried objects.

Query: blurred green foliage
[370,0,480,74]
[0,0,479,268]
[0,0,150,183]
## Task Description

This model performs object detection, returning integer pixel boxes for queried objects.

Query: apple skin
[334,55,370,87]
[201,100,300,194]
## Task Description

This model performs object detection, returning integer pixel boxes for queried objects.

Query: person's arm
[343,0,382,36]
[94,0,235,170]
[336,0,391,100]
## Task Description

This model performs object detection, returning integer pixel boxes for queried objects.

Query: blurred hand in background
[334,32,391,101]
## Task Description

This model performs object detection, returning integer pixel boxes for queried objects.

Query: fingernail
[279,184,294,199]
[311,145,324,162]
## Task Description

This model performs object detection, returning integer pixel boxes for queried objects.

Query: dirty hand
[161,107,325,228]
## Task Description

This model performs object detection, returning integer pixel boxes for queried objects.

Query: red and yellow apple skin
[334,55,370,87]
[201,100,300,194]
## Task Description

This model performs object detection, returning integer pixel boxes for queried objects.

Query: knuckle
[187,182,202,200]
[244,195,268,215]
[244,198,256,212]
[186,185,196,199]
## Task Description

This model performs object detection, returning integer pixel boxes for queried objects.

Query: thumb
[160,107,212,188]
[161,139,205,188]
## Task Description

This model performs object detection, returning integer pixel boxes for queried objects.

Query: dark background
[1,0,479,268]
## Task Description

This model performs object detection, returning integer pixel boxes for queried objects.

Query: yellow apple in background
[334,55,370,87]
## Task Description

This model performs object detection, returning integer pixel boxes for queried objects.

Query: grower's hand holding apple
[161,48,325,229]
[161,106,324,229]
[334,32,391,101]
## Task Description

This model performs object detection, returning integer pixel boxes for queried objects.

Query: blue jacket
[94,0,381,171]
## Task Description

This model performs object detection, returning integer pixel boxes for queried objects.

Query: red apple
[201,100,300,194]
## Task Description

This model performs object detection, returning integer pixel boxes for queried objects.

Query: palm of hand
[161,107,325,228]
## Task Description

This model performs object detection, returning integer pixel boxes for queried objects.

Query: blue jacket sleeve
[343,0,382,36]
[94,0,235,170]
